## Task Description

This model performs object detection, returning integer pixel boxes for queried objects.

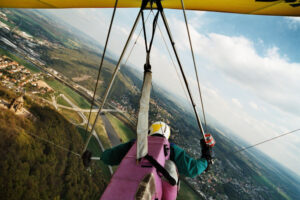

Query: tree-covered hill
[2,8,299,200]
[0,89,107,199]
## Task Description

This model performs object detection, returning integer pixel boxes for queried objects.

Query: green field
[44,78,91,109]
[253,174,290,200]
[0,48,41,73]
[56,95,71,107]
[59,108,83,125]
[77,127,111,182]
[178,180,203,200]
[106,113,136,143]
[0,18,15,28]
[84,113,112,149]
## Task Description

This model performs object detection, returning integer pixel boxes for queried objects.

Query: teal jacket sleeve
[101,141,134,166]
[171,143,207,178]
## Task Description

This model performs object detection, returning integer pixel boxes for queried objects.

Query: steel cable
[156,22,191,108]
[23,131,81,157]
[85,0,119,141]
[232,128,300,154]
[124,12,151,66]
[180,0,207,130]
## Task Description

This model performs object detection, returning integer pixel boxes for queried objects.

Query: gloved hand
[82,150,92,167]
[200,137,215,171]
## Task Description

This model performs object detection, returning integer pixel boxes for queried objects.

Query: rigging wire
[30,0,297,166]
[232,128,300,154]
[22,131,81,157]
[104,12,151,108]
[180,0,207,130]
[145,11,192,124]
[158,7,206,138]
[124,10,191,125]
[85,0,119,140]
[141,9,160,67]
[18,131,105,172]
[156,22,191,107]
[124,12,151,66]
[83,10,143,153]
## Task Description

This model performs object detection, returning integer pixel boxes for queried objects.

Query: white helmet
[149,121,171,139]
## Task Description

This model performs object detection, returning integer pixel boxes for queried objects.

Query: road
[51,95,58,110]
[10,16,22,38]
[58,94,113,174]
[101,114,122,147]
[1,32,118,175]
[44,97,123,112]
[59,94,87,125]
[53,103,124,114]
[50,95,123,149]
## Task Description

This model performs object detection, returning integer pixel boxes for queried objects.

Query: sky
[45,9,300,176]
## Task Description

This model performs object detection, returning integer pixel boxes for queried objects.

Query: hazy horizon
[43,8,300,177]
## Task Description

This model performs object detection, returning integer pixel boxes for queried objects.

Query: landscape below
[0,8,300,200]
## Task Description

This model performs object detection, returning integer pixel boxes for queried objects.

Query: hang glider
[1,0,299,199]
[1,0,300,16]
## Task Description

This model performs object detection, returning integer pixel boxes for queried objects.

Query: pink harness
[100,136,178,200]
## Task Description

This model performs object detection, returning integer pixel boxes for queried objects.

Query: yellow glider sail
[0,0,300,16]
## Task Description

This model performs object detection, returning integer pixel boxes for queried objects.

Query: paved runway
[101,114,121,147]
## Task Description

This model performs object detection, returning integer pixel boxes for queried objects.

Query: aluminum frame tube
[82,11,142,153]
[159,10,206,139]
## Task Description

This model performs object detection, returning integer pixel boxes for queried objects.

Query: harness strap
[144,154,176,186]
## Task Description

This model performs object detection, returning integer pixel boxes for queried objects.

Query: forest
[0,86,108,199]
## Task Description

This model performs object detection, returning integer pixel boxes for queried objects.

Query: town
[0,55,53,95]
[1,8,296,200]
[0,28,277,200]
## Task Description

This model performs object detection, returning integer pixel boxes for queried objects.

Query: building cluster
[169,129,273,200]
[110,100,127,112]
[0,56,30,87]
[0,56,52,94]
[0,10,55,67]
[0,11,8,21]
[184,151,270,200]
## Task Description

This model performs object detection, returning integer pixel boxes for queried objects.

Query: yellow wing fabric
[0,0,300,16]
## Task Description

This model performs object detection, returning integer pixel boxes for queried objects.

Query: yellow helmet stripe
[151,124,163,133]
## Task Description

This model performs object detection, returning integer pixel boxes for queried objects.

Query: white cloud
[249,102,258,110]
[286,17,300,30]
[187,11,207,29]
[165,15,300,175]
[49,9,300,176]
[142,12,300,176]
[191,11,206,17]
[199,83,300,176]
[172,18,300,118]
[232,98,243,108]
[266,46,280,58]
